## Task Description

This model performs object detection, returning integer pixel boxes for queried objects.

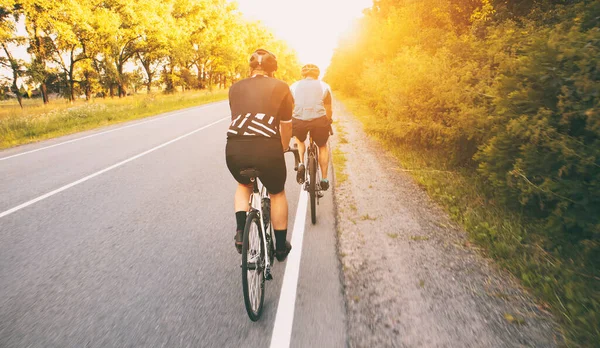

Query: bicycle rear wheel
[309,154,317,224]
[242,210,265,321]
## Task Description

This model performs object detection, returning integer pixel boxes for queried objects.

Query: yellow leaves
[0,0,15,9]
[470,0,496,23]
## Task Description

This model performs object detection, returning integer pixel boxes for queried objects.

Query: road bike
[295,136,322,225]
[239,149,299,321]
[306,136,322,225]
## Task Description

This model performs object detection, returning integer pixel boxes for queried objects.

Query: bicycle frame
[305,136,320,190]
[307,137,318,160]
[248,177,273,280]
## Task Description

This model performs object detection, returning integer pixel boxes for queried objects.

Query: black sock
[235,211,246,231]
[275,229,287,250]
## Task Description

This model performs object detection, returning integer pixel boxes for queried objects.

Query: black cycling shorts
[226,138,287,194]
[292,115,331,147]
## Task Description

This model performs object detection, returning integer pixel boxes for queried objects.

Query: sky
[235,0,372,72]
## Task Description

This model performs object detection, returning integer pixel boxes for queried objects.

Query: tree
[134,0,170,92]
[93,0,145,97]
[136,33,166,93]
[0,1,25,108]
[2,0,301,100]
[20,0,58,104]
[28,0,95,102]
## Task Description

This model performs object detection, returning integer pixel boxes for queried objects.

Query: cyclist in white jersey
[290,64,333,190]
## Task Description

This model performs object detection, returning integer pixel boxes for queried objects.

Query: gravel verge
[331,100,561,348]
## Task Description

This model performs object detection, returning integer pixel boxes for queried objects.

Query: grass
[359,213,377,221]
[332,121,349,185]
[334,120,349,144]
[336,94,599,347]
[0,90,228,149]
[332,147,348,185]
[410,235,430,242]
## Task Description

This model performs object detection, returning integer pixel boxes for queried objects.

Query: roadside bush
[327,0,599,344]
[478,10,600,250]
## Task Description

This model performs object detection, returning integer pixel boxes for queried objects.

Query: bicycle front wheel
[309,154,317,224]
[241,210,266,321]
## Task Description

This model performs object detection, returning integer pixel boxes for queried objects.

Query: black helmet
[301,64,320,78]
[249,49,278,73]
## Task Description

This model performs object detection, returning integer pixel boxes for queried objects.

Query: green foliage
[328,0,599,344]
[478,11,600,246]
[0,0,300,101]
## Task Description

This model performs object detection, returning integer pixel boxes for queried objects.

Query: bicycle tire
[241,210,265,321]
[309,154,317,224]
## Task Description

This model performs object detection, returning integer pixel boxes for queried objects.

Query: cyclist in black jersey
[225,49,293,262]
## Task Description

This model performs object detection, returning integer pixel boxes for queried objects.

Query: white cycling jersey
[290,78,333,121]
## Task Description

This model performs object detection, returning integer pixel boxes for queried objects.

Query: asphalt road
[0,101,346,348]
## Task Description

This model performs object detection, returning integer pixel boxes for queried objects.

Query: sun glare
[235,0,371,73]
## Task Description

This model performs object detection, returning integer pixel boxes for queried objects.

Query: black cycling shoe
[320,179,330,191]
[234,230,243,254]
[297,163,305,184]
[275,241,292,262]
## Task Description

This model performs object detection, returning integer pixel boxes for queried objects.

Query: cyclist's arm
[324,85,333,122]
[279,87,294,150]
[280,121,292,151]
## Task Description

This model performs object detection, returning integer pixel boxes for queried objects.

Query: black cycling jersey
[227,75,293,140]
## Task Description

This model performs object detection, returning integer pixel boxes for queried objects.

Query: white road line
[270,189,308,348]
[0,117,229,219]
[0,101,226,161]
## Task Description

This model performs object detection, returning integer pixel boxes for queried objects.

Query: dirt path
[331,100,560,347]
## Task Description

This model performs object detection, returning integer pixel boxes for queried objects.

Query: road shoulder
[331,100,560,347]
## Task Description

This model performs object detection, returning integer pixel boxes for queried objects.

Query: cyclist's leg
[258,141,292,260]
[234,184,253,212]
[295,138,306,163]
[233,183,253,251]
[318,144,329,180]
[270,190,291,260]
[311,116,332,188]
[292,118,309,183]
[293,118,311,159]
[270,190,288,230]
[226,140,255,252]
[226,142,254,213]
[258,149,288,230]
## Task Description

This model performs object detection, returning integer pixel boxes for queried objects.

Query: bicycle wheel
[241,210,265,321]
[309,153,317,224]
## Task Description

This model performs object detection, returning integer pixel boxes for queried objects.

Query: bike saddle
[240,168,261,178]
